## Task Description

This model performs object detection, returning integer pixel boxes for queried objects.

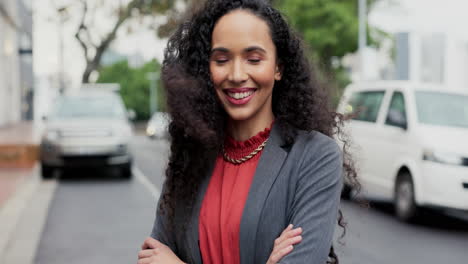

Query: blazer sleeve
[280,134,343,264]
[150,186,177,251]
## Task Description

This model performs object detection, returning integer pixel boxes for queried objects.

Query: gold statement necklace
[223,138,269,164]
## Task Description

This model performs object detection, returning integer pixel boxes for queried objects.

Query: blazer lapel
[239,123,288,264]
[186,151,217,264]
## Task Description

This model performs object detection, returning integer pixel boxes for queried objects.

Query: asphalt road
[34,134,468,264]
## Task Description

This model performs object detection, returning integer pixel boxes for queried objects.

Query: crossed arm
[137,224,303,264]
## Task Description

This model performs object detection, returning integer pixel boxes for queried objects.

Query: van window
[347,91,385,122]
[385,92,407,126]
[415,91,468,128]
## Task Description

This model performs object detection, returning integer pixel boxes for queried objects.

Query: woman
[138,0,357,263]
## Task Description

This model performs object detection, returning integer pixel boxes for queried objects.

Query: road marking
[133,167,161,200]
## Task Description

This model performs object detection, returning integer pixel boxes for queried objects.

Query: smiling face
[210,9,281,123]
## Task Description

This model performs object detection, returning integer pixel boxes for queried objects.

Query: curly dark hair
[160,0,359,263]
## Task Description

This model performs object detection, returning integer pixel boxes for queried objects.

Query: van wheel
[395,172,419,222]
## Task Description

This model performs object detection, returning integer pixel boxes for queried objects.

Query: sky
[33,0,468,89]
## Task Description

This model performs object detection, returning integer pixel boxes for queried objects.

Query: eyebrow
[210,46,267,55]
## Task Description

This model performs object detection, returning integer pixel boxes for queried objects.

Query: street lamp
[146,72,159,115]
[359,0,367,81]
[57,6,69,94]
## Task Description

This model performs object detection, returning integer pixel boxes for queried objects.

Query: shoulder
[294,130,341,161]
[292,130,343,182]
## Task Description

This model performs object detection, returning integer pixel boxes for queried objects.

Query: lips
[223,88,257,105]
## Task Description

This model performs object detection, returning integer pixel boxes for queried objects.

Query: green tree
[96,59,164,120]
[273,0,386,105]
[71,0,187,83]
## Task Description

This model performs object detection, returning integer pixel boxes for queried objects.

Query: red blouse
[199,125,272,264]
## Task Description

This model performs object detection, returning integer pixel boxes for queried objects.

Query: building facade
[0,0,33,126]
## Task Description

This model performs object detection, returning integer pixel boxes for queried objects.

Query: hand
[266,224,303,264]
[137,237,185,264]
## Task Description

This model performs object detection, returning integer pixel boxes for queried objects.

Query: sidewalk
[0,121,42,207]
[0,122,48,263]
[0,121,41,169]
[0,167,37,208]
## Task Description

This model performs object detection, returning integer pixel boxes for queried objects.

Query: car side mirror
[127,109,136,121]
[386,109,407,130]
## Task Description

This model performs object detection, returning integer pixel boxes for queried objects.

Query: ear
[274,64,282,81]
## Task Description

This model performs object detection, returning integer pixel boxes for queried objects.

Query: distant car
[337,81,468,222]
[40,91,135,179]
[146,112,170,139]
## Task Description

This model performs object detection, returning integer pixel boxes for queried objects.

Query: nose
[227,59,248,83]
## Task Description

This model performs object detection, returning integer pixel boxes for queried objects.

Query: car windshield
[415,91,468,128]
[50,94,126,119]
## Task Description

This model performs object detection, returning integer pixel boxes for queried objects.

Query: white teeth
[227,91,255,100]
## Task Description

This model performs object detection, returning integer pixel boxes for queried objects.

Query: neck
[227,111,274,141]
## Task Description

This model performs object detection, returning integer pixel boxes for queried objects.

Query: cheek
[252,66,276,88]
[210,64,225,88]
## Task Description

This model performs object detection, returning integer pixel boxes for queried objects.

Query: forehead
[211,9,274,51]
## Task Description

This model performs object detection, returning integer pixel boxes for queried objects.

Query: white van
[337,81,468,221]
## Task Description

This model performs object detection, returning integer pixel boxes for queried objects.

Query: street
[33,133,468,264]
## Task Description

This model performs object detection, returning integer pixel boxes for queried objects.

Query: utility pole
[146,72,159,115]
[359,0,367,81]
[57,6,69,94]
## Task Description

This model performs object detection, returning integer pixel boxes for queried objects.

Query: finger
[282,227,303,241]
[141,237,159,250]
[280,224,293,236]
[138,249,157,259]
[274,227,302,246]
[276,235,302,250]
[270,245,294,263]
[274,225,293,246]
[137,257,152,264]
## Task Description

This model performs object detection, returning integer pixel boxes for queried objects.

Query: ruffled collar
[224,121,273,160]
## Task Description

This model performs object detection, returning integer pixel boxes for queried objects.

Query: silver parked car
[40,91,134,179]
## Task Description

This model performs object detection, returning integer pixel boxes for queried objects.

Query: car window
[385,92,406,126]
[346,91,385,123]
[50,94,126,119]
[415,91,468,128]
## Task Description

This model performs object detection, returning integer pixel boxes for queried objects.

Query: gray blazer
[150,123,343,264]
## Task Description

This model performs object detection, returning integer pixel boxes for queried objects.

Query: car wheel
[395,172,419,222]
[41,164,55,179]
[120,163,132,179]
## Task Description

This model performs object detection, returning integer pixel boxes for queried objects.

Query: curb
[0,164,57,264]
[0,164,40,259]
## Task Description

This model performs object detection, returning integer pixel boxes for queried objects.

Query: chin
[225,108,254,121]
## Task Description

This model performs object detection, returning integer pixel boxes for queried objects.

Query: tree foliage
[272,0,384,105]
[274,0,382,67]
[96,59,164,120]
[74,0,181,83]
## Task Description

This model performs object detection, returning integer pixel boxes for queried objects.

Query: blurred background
[0,0,467,263]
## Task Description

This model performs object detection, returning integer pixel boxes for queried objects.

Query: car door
[345,90,388,197]
[375,90,414,199]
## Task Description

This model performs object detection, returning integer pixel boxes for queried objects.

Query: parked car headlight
[45,130,60,142]
[146,125,156,136]
[423,149,464,166]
